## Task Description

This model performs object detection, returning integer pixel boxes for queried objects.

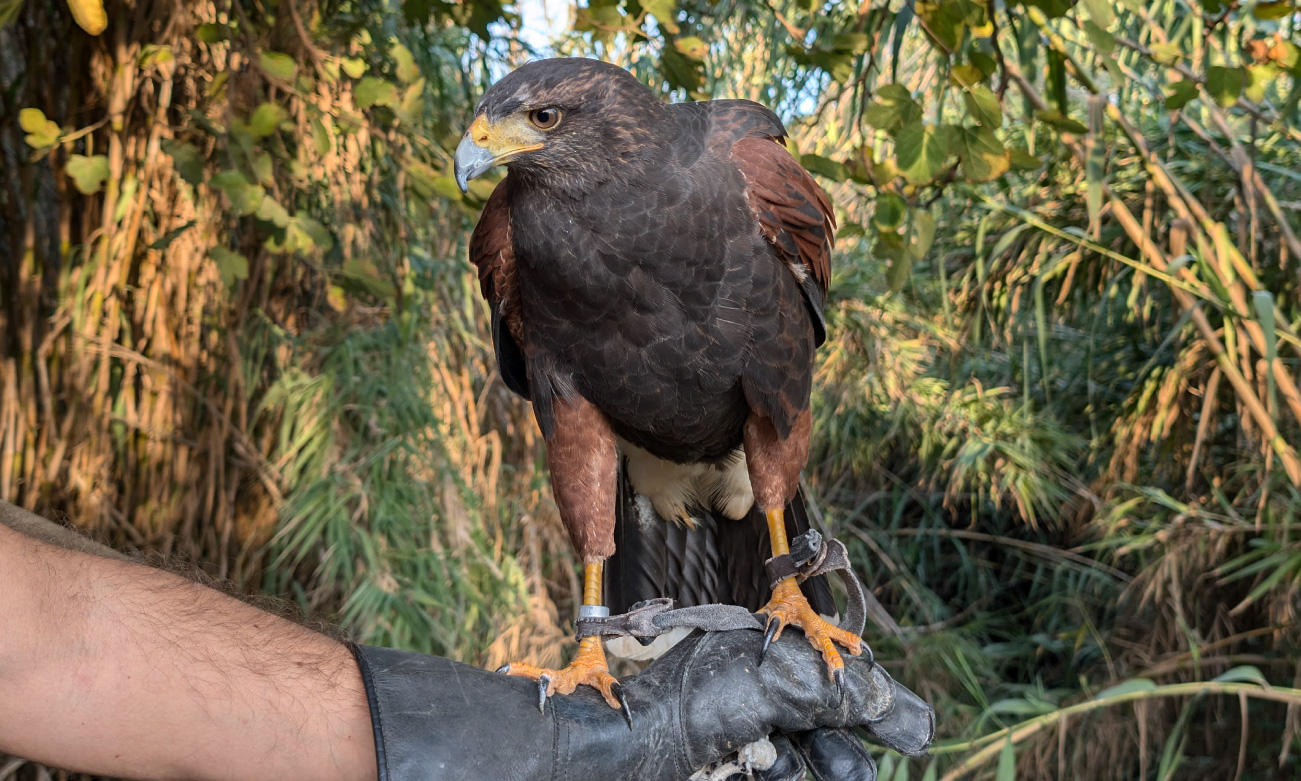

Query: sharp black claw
[612,682,634,730]
[496,664,511,674]
[537,674,550,715]
[760,617,781,664]
[862,644,875,667]
[833,667,846,704]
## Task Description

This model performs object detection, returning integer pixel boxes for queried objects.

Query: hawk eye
[529,107,561,130]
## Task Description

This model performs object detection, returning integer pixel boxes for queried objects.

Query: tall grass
[3,0,1301,779]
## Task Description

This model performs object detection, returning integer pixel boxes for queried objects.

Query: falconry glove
[351,628,933,781]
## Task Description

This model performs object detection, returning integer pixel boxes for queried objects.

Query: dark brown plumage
[456,57,855,707]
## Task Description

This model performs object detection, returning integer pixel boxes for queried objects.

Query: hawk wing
[730,134,835,347]
[469,178,529,399]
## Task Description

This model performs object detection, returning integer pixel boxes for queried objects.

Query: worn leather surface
[353,628,933,781]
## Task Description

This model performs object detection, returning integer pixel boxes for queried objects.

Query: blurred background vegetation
[1,0,1300,778]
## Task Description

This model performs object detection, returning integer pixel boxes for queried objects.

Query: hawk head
[454,58,666,194]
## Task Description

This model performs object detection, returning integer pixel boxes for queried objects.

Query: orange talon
[759,576,863,679]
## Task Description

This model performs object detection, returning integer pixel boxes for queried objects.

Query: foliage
[2,0,1301,779]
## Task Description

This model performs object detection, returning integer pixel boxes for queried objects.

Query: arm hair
[0,507,377,781]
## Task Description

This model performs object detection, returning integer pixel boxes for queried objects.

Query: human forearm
[0,521,376,781]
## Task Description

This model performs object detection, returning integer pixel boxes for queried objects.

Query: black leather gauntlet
[352,629,933,781]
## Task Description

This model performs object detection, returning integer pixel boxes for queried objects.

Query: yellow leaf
[66,0,107,35]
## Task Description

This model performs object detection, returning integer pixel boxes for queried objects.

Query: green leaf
[398,79,426,121]
[1018,0,1074,17]
[1084,0,1114,26]
[800,153,847,182]
[883,243,913,292]
[1008,146,1043,170]
[161,139,204,185]
[292,214,334,251]
[356,76,399,109]
[864,84,923,133]
[211,170,264,215]
[896,122,949,184]
[1083,20,1115,53]
[1094,678,1156,699]
[660,42,704,94]
[391,42,420,83]
[1149,42,1183,65]
[66,153,110,194]
[341,57,367,79]
[137,44,174,69]
[951,64,985,87]
[674,35,707,60]
[1034,109,1088,134]
[1165,79,1199,109]
[195,23,230,43]
[962,84,1003,127]
[641,0,679,32]
[1215,665,1269,685]
[908,210,937,260]
[256,196,291,227]
[1206,65,1246,106]
[1245,64,1277,103]
[873,192,907,231]
[209,247,248,287]
[19,107,61,149]
[1253,1,1296,20]
[311,117,332,156]
[957,125,1009,182]
[248,102,287,138]
[260,51,298,82]
[147,220,196,250]
[996,737,1016,781]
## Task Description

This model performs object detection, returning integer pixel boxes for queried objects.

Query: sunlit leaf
[256,196,291,227]
[137,44,174,69]
[958,125,1009,181]
[864,84,923,133]
[801,153,847,182]
[896,122,949,183]
[211,170,265,215]
[1084,0,1114,25]
[392,42,420,83]
[963,84,1002,127]
[249,102,287,138]
[66,153,110,194]
[1149,42,1183,65]
[341,57,367,79]
[1253,1,1296,20]
[260,51,298,82]
[641,0,679,32]
[20,107,61,149]
[356,76,399,109]
[1206,65,1246,106]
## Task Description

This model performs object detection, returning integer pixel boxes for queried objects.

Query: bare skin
[0,506,377,781]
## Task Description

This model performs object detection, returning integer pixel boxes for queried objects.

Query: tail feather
[606,457,836,618]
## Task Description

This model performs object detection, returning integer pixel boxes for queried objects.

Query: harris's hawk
[454,57,862,713]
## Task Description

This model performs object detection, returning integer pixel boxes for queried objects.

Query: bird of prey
[454,57,861,712]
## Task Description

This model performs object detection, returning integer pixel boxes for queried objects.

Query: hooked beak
[453,115,544,194]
